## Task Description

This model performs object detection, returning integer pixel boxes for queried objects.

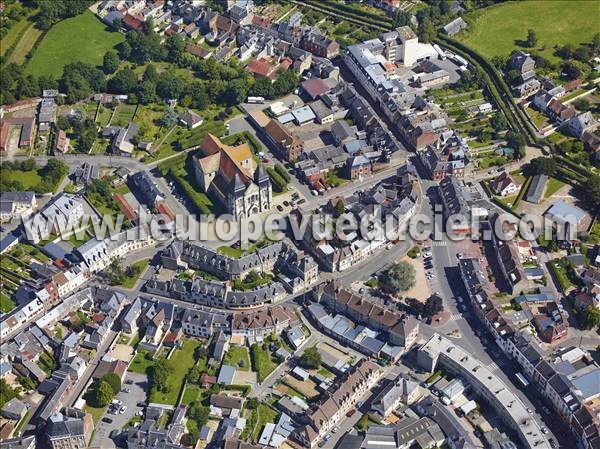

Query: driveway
[90,372,149,448]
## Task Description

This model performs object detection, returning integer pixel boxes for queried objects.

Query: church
[192,134,272,220]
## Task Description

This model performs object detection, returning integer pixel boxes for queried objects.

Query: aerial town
[0,1,599,449]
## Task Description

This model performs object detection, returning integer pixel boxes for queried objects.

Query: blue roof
[546,201,586,222]
[344,139,367,155]
[217,364,236,385]
[571,369,600,401]
[0,233,20,254]
[199,425,211,440]
[42,242,70,260]
[515,292,555,304]
[291,106,316,124]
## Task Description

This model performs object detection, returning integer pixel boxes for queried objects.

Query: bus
[515,372,530,388]
[247,96,265,104]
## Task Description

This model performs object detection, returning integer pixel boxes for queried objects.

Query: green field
[460,1,599,63]
[26,10,124,78]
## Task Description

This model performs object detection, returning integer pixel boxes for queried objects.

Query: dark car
[297,199,306,205]
[346,409,356,417]
[102,417,113,424]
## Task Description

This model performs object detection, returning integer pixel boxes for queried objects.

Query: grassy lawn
[549,259,575,292]
[525,106,548,129]
[459,1,599,63]
[8,22,43,65]
[588,220,600,244]
[251,344,276,383]
[0,292,16,314]
[1,11,38,55]
[495,194,518,209]
[120,259,150,289]
[134,104,169,142]
[223,346,251,371]
[111,104,138,128]
[3,169,41,189]
[96,106,113,127]
[129,349,155,374]
[26,10,125,78]
[84,403,107,424]
[252,404,280,441]
[181,384,201,405]
[543,177,566,199]
[149,339,200,405]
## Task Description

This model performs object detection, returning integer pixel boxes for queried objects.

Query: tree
[165,34,185,63]
[152,359,173,393]
[143,64,158,83]
[117,41,132,60]
[527,157,557,176]
[112,17,122,31]
[94,380,114,407]
[591,33,600,56]
[490,113,508,133]
[21,158,36,171]
[60,62,106,103]
[103,51,119,74]
[581,306,600,330]
[334,199,345,216]
[526,29,538,47]
[378,262,416,295]
[423,294,444,317]
[108,68,138,94]
[102,373,121,395]
[57,115,70,131]
[506,131,526,159]
[581,174,600,211]
[393,10,412,28]
[299,346,321,369]
[158,108,178,128]
[189,401,210,426]
[137,80,156,105]
[573,98,591,111]
[156,73,184,100]
[0,379,19,408]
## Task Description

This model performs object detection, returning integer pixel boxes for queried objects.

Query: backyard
[251,344,276,383]
[149,338,200,405]
[223,346,251,372]
[25,10,125,78]
[459,1,598,63]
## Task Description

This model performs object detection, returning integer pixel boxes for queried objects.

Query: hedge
[266,167,287,192]
[274,163,290,182]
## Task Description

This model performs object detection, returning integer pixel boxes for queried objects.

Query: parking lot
[90,371,149,448]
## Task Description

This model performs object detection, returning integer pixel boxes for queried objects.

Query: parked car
[346,409,356,417]
[102,417,113,424]
[541,427,548,434]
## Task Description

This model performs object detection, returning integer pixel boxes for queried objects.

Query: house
[1,398,27,421]
[524,174,547,204]
[286,325,305,349]
[346,155,371,180]
[0,192,36,222]
[301,78,331,101]
[547,99,576,123]
[293,360,381,447]
[46,408,94,449]
[217,365,237,385]
[246,57,276,80]
[330,120,356,146]
[192,133,272,220]
[508,51,535,74]
[490,172,520,197]
[179,110,204,129]
[111,123,139,156]
[300,32,339,58]
[263,119,304,161]
[442,17,467,36]
[567,111,597,138]
[371,375,421,418]
[309,100,334,125]
[54,130,69,153]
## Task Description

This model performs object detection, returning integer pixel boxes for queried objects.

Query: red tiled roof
[251,15,271,28]
[155,201,175,222]
[114,193,138,222]
[246,58,273,78]
[123,14,144,32]
[301,78,330,99]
